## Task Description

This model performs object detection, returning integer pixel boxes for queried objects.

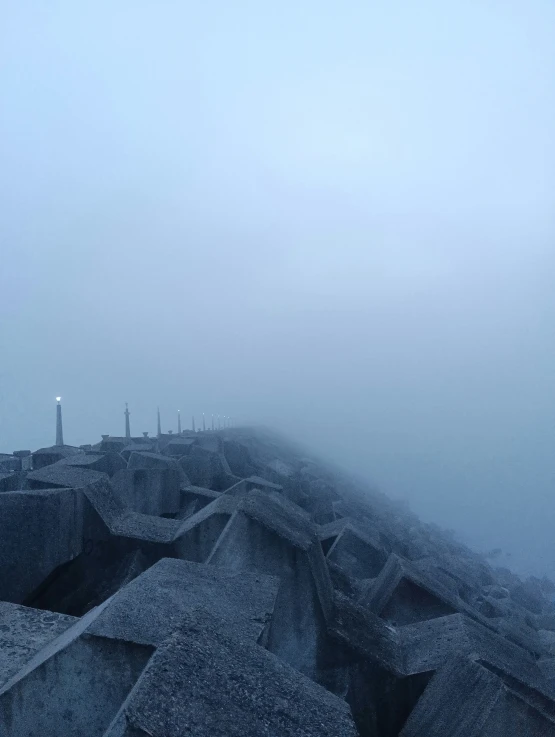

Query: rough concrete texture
[0,602,76,686]
[179,444,232,490]
[327,525,388,579]
[0,632,152,737]
[59,451,127,477]
[104,610,358,737]
[399,613,546,690]
[111,468,181,515]
[400,656,555,736]
[31,445,80,469]
[25,461,108,489]
[87,558,279,645]
[0,488,85,602]
[2,426,555,735]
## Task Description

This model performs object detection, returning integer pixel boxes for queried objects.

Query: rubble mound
[1,427,554,736]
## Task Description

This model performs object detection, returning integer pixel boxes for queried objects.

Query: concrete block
[360,554,461,626]
[120,442,156,461]
[399,613,546,692]
[59,451,126,477]
[0,601,152,737]
[0,488,84,602]
[179,445,230,490]
[0,472,20,491]
[223,439,256,477]
[26,461,108,490]
[173,495,238,562]
[111,468,181,516]
[327,525,388,579]
[180,484,221,510]
[207,491,334,680]
[31,445,81,469]
[0,602,76,687]
[87,557,280,645]
[104,609,358,737]
[162,437,197,456]
[400,656,555,737]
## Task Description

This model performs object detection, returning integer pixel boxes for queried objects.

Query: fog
[1,1,554,578]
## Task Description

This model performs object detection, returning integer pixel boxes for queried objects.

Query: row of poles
[154,406,234,439]
[54,397,235,447]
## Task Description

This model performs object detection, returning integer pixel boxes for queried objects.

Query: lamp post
[124,403,131,439]
[55,397,64,446]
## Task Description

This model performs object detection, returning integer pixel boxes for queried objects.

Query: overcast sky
[1,1,554,577]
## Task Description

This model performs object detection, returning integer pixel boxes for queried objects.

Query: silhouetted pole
[211,414,215,431]
[203,413,206,432]
[218,415,221,430]
[55,397,64,446]
[125,403,131,439]
[177,410,182,434]
[192,416,196,433]
[157,407,162,438]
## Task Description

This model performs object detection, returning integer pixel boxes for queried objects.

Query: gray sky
[1,1,554,577]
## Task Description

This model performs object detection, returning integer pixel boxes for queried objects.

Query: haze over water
[1,1,554,578]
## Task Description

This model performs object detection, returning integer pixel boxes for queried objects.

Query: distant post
[55,397,64,446]
[125,403,131,439]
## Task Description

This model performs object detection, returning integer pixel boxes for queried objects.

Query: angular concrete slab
[26,462,108,490]
[179,445,232,490]
[360,553,463,626]
[399,613,546,691]
[179,484,221,511]
[400,656,555,737]
[207,490,334,679]
[31,445,80,470]
[172,494,238,562]
[87,557,280,646]
[327,525,388,579]
[0,599,153,737]
[103,610,358,737]
[111,468,181,516]
[0,488,85,602]
[0,602,76,687]
[60,451,127,477]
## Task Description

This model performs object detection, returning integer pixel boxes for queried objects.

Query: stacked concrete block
[0,426,554,736]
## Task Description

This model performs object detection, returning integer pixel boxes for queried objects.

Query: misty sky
[1,1,554,577]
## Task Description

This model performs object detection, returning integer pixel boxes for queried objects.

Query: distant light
[56,397,61,402]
